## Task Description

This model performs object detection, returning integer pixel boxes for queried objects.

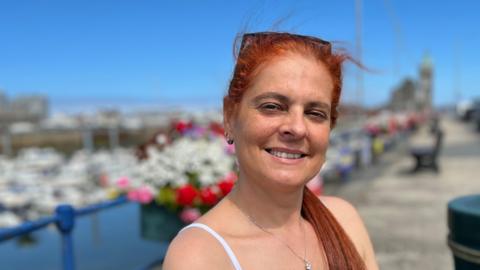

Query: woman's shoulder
[162,200,240,270]
[318,195,379,270]
[318,196,360,223]
[318,196,367,242]
[162,222,234,270]
[318,195,366,244]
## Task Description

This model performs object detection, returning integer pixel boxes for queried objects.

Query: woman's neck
[227,175,305,231]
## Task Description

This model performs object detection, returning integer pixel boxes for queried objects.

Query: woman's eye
[260,103,283,111]
[307,110,328,120]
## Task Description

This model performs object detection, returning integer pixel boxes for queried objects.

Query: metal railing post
[0,197,136,269]
[55,205,76,270]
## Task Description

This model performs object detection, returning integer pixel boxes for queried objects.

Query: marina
[0,110,418,229]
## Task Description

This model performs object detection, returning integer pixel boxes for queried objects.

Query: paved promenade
[330,116,480,270]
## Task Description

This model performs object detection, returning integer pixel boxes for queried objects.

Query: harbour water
[0,203,167,270]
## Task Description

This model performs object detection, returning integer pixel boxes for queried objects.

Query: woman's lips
[264,148,307,163]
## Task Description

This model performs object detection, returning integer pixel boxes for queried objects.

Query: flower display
[113,120,237,223]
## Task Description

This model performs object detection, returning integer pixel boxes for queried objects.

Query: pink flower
[99,174,109,187]
[137,186,154,204]
[191,126,206,138]
[127,186,154,204]
[224,172,238,182]
[225,142,235,155]
[116,177,130,190]
[179,208,201,223]
[127,190,139,201]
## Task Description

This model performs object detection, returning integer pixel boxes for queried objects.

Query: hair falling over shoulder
[302,187,366,270]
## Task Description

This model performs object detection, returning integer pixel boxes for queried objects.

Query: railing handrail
[75,196,128,217]
[0,215,59,242]
[0,196,133,270]
[0,196,128,241]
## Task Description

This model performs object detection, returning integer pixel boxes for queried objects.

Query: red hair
[224,32,348,128]
[223,32,366,269]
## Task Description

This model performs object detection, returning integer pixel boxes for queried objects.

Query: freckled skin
[226,53,334,192]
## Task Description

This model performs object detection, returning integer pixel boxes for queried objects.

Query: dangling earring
[225,132,234,145]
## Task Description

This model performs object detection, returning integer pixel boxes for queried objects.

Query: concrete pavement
[329,116,480,270]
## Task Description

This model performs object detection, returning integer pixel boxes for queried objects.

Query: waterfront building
[419,54,433,112]
[0,92,49,126]
[389,79,417,112]
[9,95,49,122]
[389,55,434,112]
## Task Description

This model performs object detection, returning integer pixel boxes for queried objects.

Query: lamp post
[355,0,364,119]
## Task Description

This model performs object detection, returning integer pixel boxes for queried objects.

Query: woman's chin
[263,172,312,190]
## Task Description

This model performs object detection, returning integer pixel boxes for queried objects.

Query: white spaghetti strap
[180,223,242,270]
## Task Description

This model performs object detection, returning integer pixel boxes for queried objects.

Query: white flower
[156,134,168,145]
[132,132,235,189]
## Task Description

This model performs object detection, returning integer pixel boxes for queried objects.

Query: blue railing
[0,196,166,270]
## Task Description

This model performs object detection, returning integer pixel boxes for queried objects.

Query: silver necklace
[236,203,312,270]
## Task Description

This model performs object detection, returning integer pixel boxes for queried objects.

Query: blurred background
[0,1,479,269]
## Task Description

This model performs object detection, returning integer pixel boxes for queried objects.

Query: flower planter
[113,121,237,243]
[140,203,186,242]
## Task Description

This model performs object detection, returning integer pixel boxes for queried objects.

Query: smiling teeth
[269,150,303,159]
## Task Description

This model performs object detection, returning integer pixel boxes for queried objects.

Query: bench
[410,129,444,173]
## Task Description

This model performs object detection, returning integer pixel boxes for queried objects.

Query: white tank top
[180,223,243,270]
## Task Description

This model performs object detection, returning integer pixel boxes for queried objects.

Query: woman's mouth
[265,148,307,160]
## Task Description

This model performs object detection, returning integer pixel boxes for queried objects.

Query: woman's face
[226,53,334,190]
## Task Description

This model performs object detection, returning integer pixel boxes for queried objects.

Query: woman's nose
[279,110,307,140]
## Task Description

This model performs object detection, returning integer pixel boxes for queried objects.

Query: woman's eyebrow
[251,92,331,110]
[251,92,290,105]
[306,101,331,111]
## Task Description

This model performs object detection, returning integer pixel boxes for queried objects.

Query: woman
[163,32,378,270]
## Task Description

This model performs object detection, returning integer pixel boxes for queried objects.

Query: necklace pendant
[305,261,312,270]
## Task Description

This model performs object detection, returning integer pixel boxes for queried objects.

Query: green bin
[448,194,480,269]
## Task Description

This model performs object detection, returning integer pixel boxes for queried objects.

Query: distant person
[163,31,378,270]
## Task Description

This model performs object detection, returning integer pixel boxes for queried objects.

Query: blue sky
[0,0,479,113]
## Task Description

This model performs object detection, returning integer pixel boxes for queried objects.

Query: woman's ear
[223,109,233,138]
[223,98,239,141]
